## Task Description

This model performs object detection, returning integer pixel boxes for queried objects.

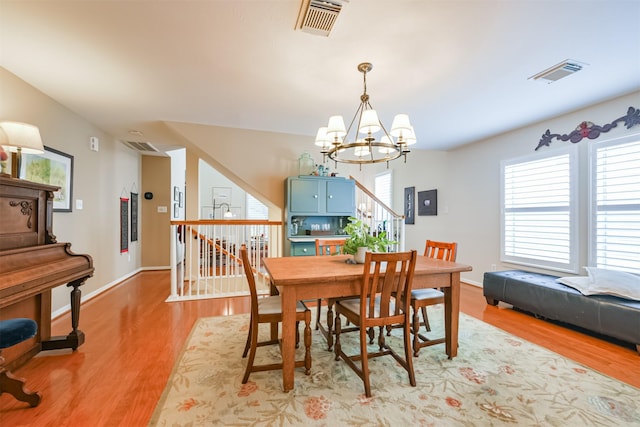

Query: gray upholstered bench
[483,270,640,354]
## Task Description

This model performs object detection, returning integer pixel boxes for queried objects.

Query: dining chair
[333,250,418,398]
[314,238,351,351]
[239,245,311,384]
[0,318,41,407]
[409,240,457,356]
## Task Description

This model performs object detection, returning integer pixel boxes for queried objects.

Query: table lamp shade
[0,122,45,154]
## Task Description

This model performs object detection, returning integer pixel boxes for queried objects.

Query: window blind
[501,147,578,272]
[590,137,640,274]
[375,171,392,208]
[246,193,268,220]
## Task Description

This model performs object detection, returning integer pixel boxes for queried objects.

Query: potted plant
[342,216,397,263]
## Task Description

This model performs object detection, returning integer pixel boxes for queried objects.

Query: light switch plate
[157,206,167,213]
[89,136,99,152]
[76,199,83,210]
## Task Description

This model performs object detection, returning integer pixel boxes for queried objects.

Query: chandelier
[315,62,416,167]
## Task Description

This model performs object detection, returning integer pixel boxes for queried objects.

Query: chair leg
[420,306,431,332]
[360,325,372,398]
[326,301,335,351]
[304,313,312,375]
[242,320,259,384]
[403,321,416,387]
[333,314,342,361]
[242,320,252,358]
[0,367,41,407]
[315,299,322,330]
[412,306,421,357]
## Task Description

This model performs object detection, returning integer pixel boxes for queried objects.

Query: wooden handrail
[349,175,404,218]
[171,219,282,226]
[189,228,238,263]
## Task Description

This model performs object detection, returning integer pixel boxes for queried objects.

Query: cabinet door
[326,179,355,214]
[289,179,321,213]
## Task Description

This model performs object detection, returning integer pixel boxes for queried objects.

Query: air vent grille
[122,140,159,153]
[529,60,587,84]
[297,0,343,37]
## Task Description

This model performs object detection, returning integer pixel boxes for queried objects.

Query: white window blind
[246,194,268,220]
[590,136,640,274]
[501,146,578,272]
[375,171,392,208]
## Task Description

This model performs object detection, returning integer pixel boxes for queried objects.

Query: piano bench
[0,318,42,407]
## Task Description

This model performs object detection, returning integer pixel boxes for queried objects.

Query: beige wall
[1,67,142,315]
[141,156,171,267]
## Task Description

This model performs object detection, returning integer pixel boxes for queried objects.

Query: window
[246,193,268,220]
[589,135,640,274]
[501,146,578,273]
[375,171,392,208]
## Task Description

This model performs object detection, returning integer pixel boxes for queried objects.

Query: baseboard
[51,268,146,320]
[462,277,482,287]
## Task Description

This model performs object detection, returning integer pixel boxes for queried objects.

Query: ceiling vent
[296,0,345,37]
[529,60,587,84]
[121,140,160,153]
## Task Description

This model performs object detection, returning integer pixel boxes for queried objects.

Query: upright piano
[0,176,94,370]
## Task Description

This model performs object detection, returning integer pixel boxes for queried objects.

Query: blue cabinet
[285,176,355,256]
[287,176,355,215]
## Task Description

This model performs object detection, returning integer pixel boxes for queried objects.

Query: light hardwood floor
[1,270,638,426]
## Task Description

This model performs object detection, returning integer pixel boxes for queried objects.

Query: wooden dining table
[262,254,473,392]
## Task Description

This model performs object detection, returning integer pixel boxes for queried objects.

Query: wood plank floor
[1,270,638,426]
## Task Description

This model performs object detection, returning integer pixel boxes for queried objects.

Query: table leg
[270,282,278,340]
[444,272,460,359]
[280,287,296,392]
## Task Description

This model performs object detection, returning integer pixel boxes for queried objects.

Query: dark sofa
[483,270,640,354]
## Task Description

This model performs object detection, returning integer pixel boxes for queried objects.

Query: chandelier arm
[344,102,365,144]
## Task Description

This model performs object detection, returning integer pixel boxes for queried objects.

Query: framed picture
[418,189,438,216]
[173,186,179,201]
[20,146,74,212]
[212,186,231,203]
[130,192,138,242]
[404,186,415,224]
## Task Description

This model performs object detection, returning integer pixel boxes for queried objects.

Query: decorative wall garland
[535,106,640,151]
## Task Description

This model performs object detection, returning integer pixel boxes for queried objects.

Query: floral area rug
[149,305,640,426]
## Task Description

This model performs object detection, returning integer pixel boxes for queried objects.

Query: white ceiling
[1,0,639,152]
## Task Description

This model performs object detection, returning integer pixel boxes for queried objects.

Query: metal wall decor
[535,106,640,151]
[418,189,437,216]
[404,186,415,224]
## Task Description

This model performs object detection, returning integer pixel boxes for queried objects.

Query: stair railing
[350,176,405,252]
[168,220,282,301]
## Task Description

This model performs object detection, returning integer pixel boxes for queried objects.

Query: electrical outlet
[491,264,497,271]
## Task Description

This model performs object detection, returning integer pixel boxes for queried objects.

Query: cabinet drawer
[291,242,316,256]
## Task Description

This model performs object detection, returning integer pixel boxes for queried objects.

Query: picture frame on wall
[404,186,415,224]
[212,186,231,202]
[418,189,438,216]
[19,146,74,212]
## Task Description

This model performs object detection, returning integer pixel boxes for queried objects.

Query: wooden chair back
[315,239,346,256]
[361,250,417,325]
[239,244,259,316]
[424,240,457,262]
